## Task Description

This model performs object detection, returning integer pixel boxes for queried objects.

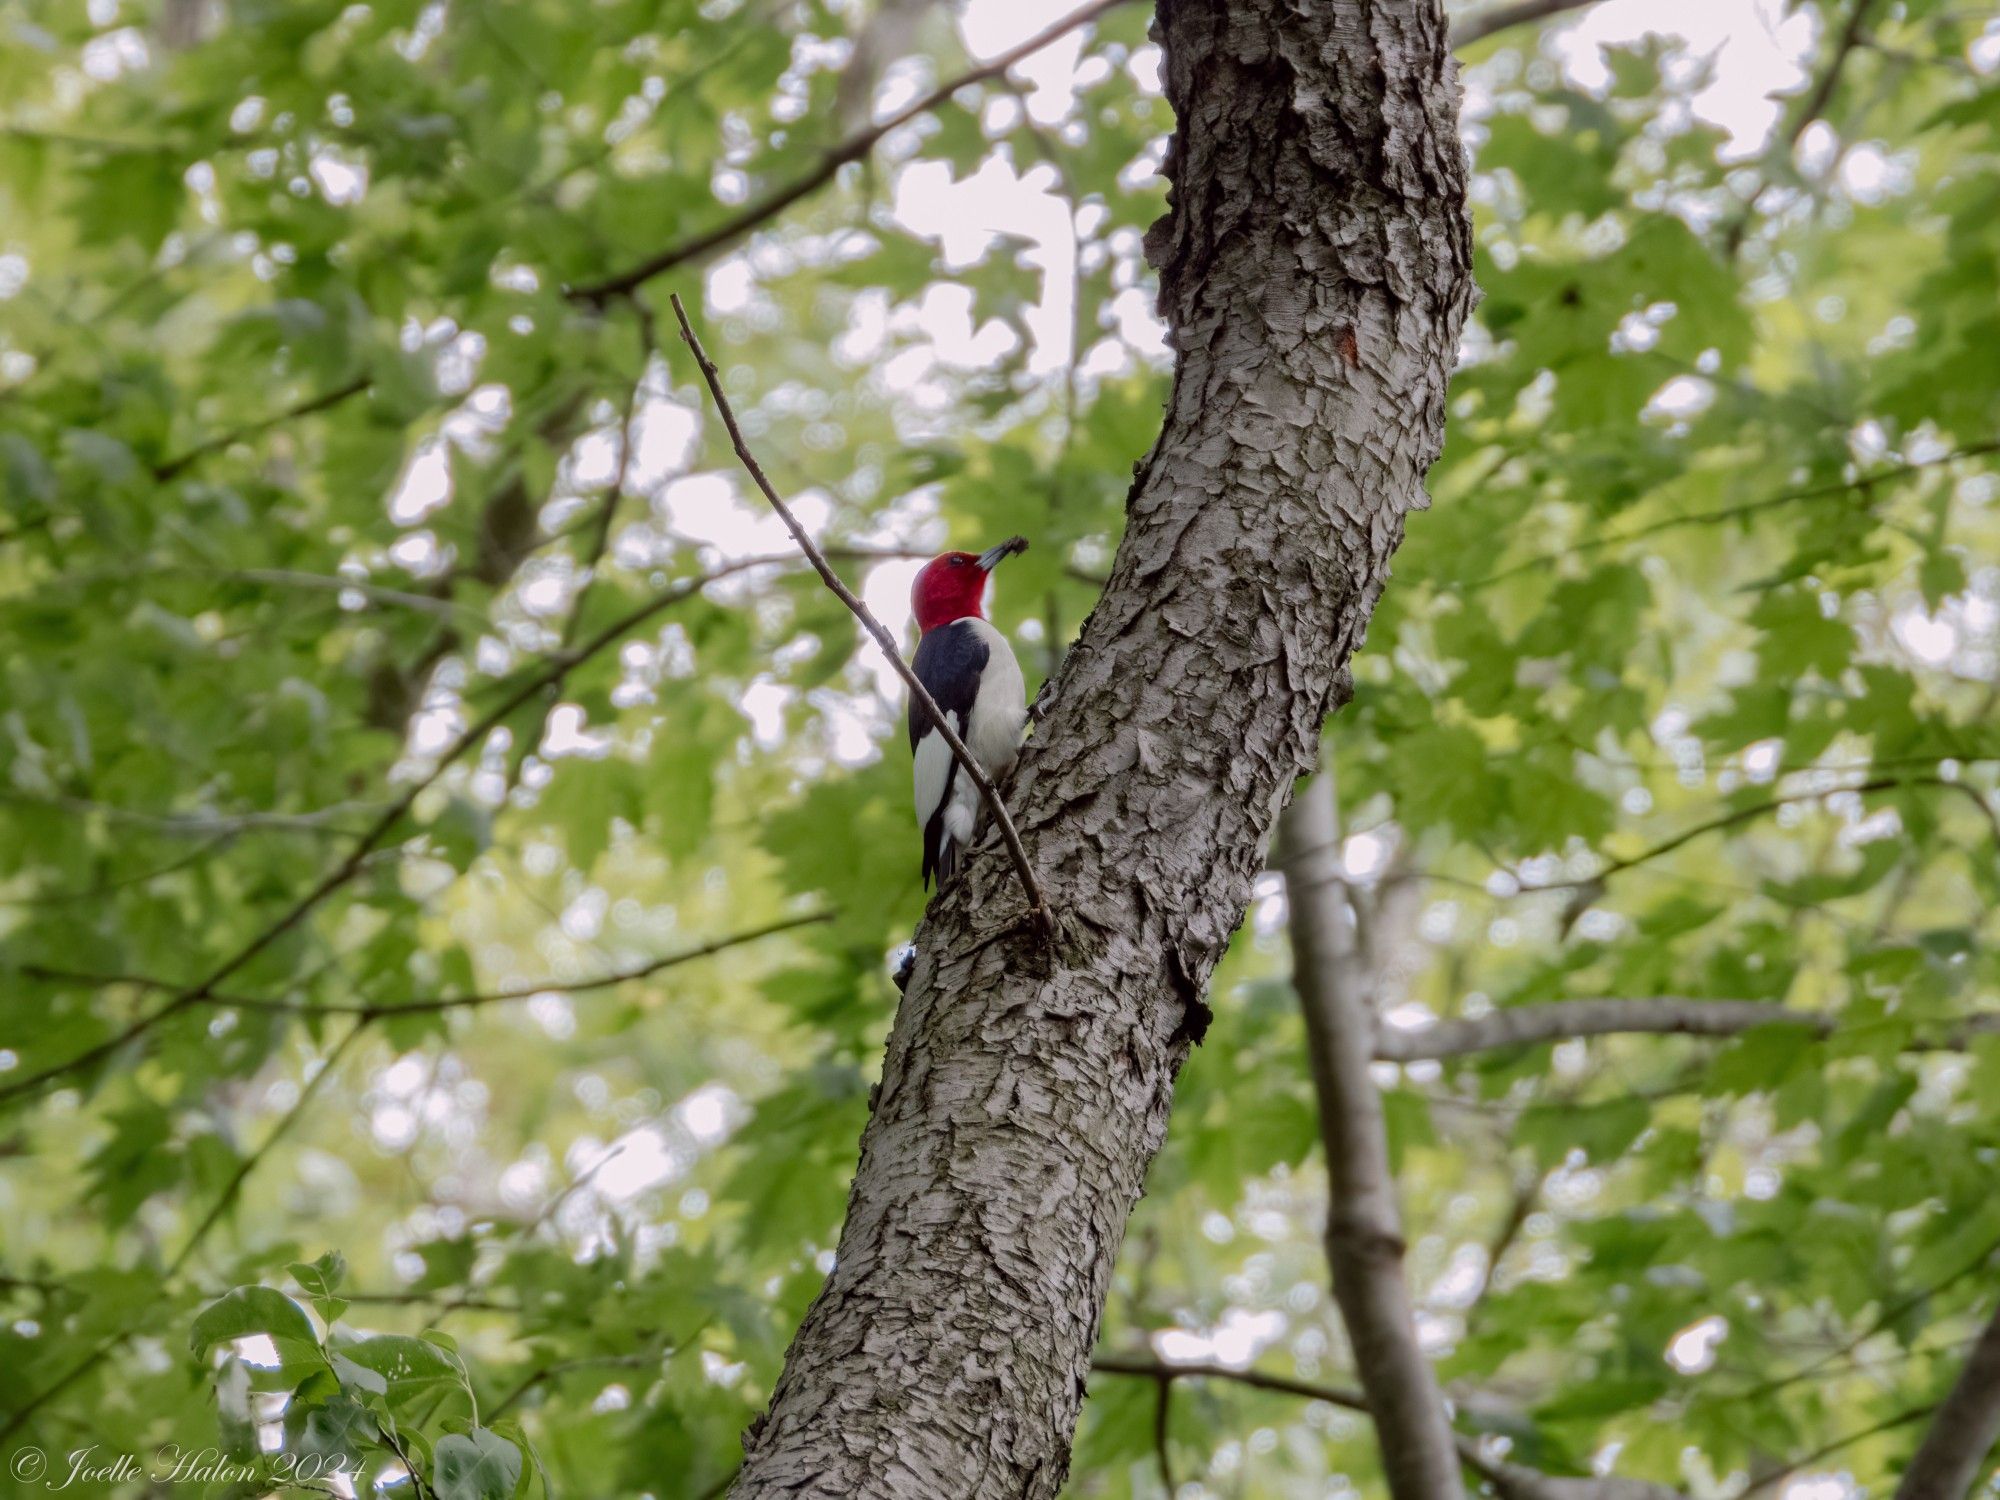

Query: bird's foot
[1027,679,1057,726]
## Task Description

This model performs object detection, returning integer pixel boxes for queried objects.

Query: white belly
[958,618,1026,781]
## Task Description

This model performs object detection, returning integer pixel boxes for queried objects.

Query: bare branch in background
[0,551,816,1105]
[0,1020,369,1447]
[1452,0,1602,48]
[1374,995,2000,1061]
[1089,1352,1369,1414]
[1461,1449,1686,1500]
[1515,775,2000,895]
[153,373,374,481]
[571,0,1126,304]
[1468,437,2000,590]
[24,911,828,1018]
[1377,997,1808,1059]
[1722,0,1880,258]
[1091,1356,1685,1499]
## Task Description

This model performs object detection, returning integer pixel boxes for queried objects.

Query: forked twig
[668,293,1052,943]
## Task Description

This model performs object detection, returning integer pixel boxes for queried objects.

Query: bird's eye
[949,557,965,567]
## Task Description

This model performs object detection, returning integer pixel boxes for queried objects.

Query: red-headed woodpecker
[907,537,1028,889]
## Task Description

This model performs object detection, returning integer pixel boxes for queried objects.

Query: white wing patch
[912,724,955,828]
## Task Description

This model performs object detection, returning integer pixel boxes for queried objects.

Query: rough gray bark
[1281,773,1467,1500]
[726,1,1472,1495]
[1895,1299,2000,1500]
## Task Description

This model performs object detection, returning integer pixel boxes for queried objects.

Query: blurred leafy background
[1,0,1998,1495]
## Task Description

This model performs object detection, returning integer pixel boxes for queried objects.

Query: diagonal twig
[0,1020,369,1447]
[16,909,832,1018]
[153,374,374,481]
[1466,437,2000,591]
[1453,0,1603,48]
[1721,0,1879,260]
[166,1019,371,1276]
[562,294,660,655]
[668,293,1053,941]
[0,552,811,1107]
[1514,774,1999,895]
[569,0,1128,305]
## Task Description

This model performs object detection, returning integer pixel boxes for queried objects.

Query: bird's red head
[911,536,1027,634]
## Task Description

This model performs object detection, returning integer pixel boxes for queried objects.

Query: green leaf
[432,1427,524,1500]
[190,1287,325,1374]
[334,1333,472,1419]
[1518,1096,1652,1168]
[290,1250,350,1323]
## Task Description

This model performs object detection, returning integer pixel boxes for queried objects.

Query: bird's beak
[977,536,1029,572]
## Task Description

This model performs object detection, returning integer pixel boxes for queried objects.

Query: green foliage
[0,0,1996,1497]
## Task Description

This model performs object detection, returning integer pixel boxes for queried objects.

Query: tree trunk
[727,1,1473,1494]
[1895,1297,2000,1500]
[1281,772,1467,1500]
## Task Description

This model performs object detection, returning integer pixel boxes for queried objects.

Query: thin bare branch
[153,373,374,480]
[487,1347,678,1422]
[1375,995,2000,1061]
[189,568,471,621]
[1453,0,1602,48]
[339,1290,517,1313]
[21,911,829,1019]
[0,552,807,1107]
[1468,438,2000,591]
[561,294,659,653]
[1461,1447,1686,1500]
[669,293,1052,940]
[1462,1168,1546,1329]
[167,1019,370,1276]
[1089,1353,1369,1414]
[1092,1354,1683,1499]
[1732,1228,2000,1406]
[1377,998,1808,1060]
[351,910,831,1017]
[569,0,1127,304]
[0,790,383,838]
[1742,1404,1935,1497]
[0,1021,368,1447]
[1722,0,1880,259]
[1517,775,1998,896]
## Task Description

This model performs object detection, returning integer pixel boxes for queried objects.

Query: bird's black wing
[909,620,989,889]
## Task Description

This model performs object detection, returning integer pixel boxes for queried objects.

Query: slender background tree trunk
[1894,1298,2000,1500]
[1282,772,1468,1500]
[728,2,1473,1494]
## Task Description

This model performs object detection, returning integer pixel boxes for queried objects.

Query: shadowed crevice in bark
[727,1,1474,1495]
